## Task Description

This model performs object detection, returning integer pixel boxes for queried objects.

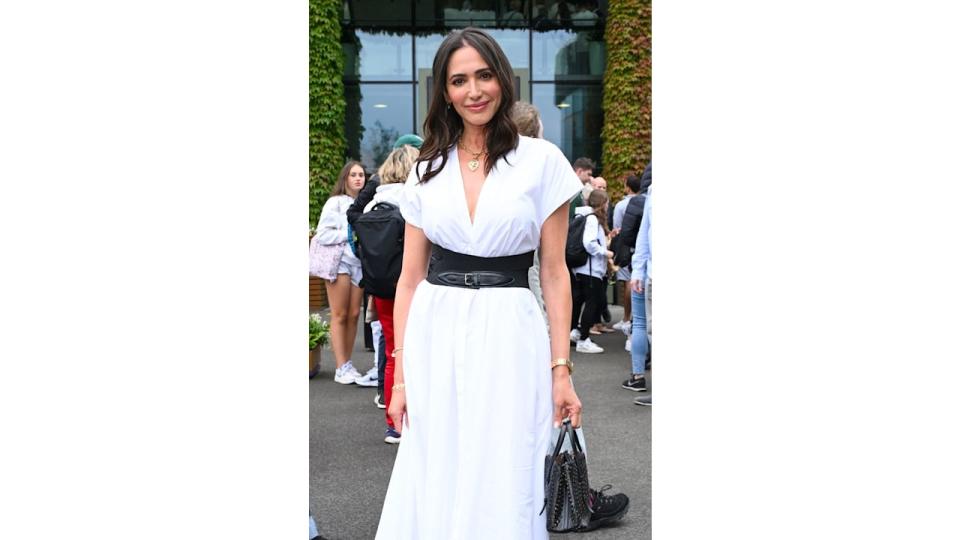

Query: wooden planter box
[309,233,329,310]
[310,276,328,310]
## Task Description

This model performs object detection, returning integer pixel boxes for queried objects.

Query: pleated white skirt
[376,281,554,540]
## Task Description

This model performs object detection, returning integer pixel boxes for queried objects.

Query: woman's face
[346,165,365,196]
[444,45,502,133]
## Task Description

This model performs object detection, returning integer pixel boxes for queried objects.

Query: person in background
[314,161,367,384]
[611,173,643,342]
[586,176,615,335]
[590,175,606,191]
[363,143,420,444]
[509,101,549,324]
[355,302,380,387]
[348,134,425,397]
[628,187,653,406]
[568,156,595,217]
[570,189,613,354]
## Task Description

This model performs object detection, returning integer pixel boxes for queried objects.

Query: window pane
[343,0,413,26]
[419,0,500,28]
[342,30,413,81]
[532,83,603,169]
[532,28,605,80]
[415,28,527,73]
[345,84,415,171]
[531,1,604,29]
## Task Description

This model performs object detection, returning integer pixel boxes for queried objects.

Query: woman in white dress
[376,28,584,539]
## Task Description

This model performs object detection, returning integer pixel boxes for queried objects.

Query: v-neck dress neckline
[453,146,490,228]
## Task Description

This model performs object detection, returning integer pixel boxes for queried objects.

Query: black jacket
[346,174,380,226]
[613,161,652,266]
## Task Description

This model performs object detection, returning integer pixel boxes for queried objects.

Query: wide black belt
[426,245,533,289]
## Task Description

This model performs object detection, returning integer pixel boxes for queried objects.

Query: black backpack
[353,202,405,298]
[565,212,592,269]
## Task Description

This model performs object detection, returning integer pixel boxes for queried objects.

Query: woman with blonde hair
[314,160,367,384]
[361,144,420,444]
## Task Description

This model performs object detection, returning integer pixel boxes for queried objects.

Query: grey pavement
[310,304,651,540]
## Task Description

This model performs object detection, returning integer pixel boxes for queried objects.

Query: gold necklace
[459,142,487,172]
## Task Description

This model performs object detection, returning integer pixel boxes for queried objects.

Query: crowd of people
[309,26,648,539]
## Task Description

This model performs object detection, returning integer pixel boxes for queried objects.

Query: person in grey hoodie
[570,189,613,354]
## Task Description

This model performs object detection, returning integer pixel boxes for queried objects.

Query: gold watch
[551,357,574,375]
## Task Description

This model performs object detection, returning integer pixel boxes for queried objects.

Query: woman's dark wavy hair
[416,27,519,184]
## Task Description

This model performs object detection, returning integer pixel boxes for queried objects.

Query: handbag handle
[549,418,584,462]
[566,420,584,454]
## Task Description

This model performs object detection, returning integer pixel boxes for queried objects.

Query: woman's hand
[388,387,408,433]
[552,374,582,428]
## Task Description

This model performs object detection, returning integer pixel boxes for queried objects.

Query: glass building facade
[341,0,607,172]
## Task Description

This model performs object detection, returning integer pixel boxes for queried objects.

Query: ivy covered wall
[309,0,346,227]
[602,0,652,201]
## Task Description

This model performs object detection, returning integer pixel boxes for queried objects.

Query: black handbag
[541,419,593,532]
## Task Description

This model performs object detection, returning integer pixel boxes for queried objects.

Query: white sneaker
[624,338,632,352]
[355,367,378,387]
[576,338,604,354]
[570,329,581,343]
[334,361,360,384]
[612,320,626,331]
[346,361,362,379]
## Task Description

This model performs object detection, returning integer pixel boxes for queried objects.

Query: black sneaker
[634,395,652,406]
[579,485,629,531]
[621,375,647,392]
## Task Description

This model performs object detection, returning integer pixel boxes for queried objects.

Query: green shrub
[602,0,652,202]
[309,0,347,227]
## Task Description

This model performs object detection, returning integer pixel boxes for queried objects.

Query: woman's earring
[446,102,451,110]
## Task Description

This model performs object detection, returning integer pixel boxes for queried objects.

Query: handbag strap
[567,420,584,454]
[549,421,570,462]
[549,419,584,460]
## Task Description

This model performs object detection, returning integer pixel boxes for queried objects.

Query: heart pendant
[467,159,480,172]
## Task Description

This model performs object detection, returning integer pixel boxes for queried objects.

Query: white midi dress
[375,136,582,540]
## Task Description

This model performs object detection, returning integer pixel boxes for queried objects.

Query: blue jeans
[630,289,649,375]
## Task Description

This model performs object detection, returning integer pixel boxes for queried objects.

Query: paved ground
[310,304,651,540]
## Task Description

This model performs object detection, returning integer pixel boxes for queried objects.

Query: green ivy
[602,0,652,202]
[309,0,347,227]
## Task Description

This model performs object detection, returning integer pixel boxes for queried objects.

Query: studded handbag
[541,419,593,532]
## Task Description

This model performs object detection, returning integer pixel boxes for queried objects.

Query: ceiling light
[557,103,571,109]
[373,103,388,108]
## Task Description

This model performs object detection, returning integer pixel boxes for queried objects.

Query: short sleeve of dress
[399,164,424,228]
[537,143,584,226]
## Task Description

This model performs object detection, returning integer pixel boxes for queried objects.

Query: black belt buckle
[464,272,477,288]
